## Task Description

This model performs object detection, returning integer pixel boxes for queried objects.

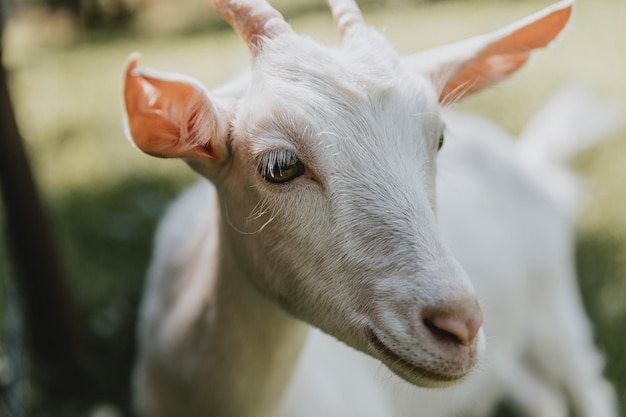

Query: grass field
[2,0,625,415]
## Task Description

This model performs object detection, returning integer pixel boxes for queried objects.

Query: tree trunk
[0,28,84,400]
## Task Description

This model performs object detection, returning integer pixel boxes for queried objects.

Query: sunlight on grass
[2,0,625,414]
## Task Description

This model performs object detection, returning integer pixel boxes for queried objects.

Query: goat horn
[208,0,291,50]
[327,0,365,38]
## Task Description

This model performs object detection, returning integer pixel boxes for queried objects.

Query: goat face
[216,32,481,386]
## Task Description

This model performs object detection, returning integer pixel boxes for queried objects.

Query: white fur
[126,2,617,416]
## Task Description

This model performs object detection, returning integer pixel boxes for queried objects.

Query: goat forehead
[242,83,441,184]
[247,43,442,152]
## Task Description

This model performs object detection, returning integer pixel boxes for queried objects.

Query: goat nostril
[423,306,483,347]
[424,317,463,345]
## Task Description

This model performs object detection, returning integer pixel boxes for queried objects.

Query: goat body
[122,1,617,416]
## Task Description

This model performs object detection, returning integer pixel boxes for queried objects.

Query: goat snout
[422,300,483,347]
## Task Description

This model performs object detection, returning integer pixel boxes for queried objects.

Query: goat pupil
[438,134,445,151]
[260,153,305,184]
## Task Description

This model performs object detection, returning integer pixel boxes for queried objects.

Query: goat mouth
[365,327,468,386]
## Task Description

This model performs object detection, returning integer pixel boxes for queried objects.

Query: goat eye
[257,150,305,184]
[437,133,445,151]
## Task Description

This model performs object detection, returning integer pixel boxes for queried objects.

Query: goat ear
[405,0,573,103]
[122,53,230,162]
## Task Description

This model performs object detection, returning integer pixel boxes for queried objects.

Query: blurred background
[0,0,624,415]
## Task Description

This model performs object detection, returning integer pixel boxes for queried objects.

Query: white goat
[121,1,617,416]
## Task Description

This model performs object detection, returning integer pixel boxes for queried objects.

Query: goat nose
[423,302,483,346]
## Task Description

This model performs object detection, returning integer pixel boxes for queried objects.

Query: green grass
[2,0,625,415]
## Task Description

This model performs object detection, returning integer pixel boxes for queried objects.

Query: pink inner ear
[440,51,531,103]
[488,5,572,55]
[440,4,572,103]
[124,55,216,160]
